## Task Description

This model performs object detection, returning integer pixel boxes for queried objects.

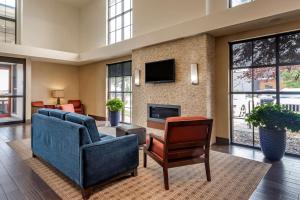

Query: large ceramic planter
[109,111,120,127]
[259,127,286,161]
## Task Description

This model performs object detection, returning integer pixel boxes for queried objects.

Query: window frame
[107,60,132,123]
[107,0,132,45]
[229,29,300,157]
[229,0,254,8]
[0,0,17,44]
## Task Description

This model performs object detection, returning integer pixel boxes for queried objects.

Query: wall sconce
[134,69,141,86]
[191,64,199,85]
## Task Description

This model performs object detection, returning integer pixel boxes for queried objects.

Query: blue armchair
[31,109,139,199]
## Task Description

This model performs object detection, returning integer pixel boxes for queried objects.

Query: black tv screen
[145,59,175,83]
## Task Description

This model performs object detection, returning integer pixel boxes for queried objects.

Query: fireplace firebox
[147,104,181,123]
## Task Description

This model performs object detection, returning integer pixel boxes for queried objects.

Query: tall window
[107,61,132,123]
[230,0,254,8]
[0,0,16,44]
[230,31,300,156]
[107,0,132,45]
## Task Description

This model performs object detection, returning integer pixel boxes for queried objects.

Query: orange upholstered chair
[59,104,75,112]
[68,100,84,114]
[31,101,55,114]
[143,116,213,190]
[31,101,44,107]
[31,101,55,108]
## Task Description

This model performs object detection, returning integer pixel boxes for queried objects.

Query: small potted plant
[246,103,300,161]
[106,98,125,126]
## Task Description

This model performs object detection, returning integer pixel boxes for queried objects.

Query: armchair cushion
[146,135,204,160]
[66,112,100,142]
[49,109,69,120]
[60,104,75,112]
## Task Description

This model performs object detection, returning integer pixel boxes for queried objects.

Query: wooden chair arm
[145,133,165,151]
[149,133,165,144]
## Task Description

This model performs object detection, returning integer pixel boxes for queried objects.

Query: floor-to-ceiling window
[107,0,132,45]
[230,31,300,156]
[107,61,132,123]
[0,57,25,124]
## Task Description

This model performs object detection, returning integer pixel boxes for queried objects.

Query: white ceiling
[56,0,91,8]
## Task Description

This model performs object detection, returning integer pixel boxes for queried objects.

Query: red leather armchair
[68,100,84,114]
[31,101,55,114]
[143,116,213,190]
[32,101,55,108]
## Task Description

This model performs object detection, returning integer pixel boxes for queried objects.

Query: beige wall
[79,56,131,117]
[215,20,300,140]
[31,61,80,105]
[22,0,80,52]
[79,0,106,52]
[133,0,206,37]
[132,34,216,142]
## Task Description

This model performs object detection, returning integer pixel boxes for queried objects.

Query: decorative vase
[259,127,286,161]
[109,111,120,127]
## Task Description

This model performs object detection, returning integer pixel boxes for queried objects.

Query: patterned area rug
[8,139,271,200]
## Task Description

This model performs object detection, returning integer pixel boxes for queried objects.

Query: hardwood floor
[0,124,60,200]
[211,145,300,200]
[0,123,299,199]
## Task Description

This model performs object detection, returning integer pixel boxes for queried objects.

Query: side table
[116,124,146,145]
[96,121,146,145]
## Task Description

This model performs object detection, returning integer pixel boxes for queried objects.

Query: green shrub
[245,103,300,132]
[106,98,124,112]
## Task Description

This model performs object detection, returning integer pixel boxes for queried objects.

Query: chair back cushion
[38,108,52,116]
[49,109,69,120]
[65,112,100,142]
[68,100,81,108]
[60,104,75,112]
[32,101,44,107]
[165,116,211,144]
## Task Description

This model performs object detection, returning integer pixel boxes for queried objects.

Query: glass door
[230,31,300,156]
[0,57,26,124]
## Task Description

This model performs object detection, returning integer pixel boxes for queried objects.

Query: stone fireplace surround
[132,33,215,142]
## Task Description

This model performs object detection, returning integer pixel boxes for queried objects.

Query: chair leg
[163,167,169,190]
[205,158,211,182]
[143,152,147,168]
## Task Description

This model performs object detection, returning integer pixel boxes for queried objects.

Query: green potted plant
[246,103,300,161]
[106,98,125,126]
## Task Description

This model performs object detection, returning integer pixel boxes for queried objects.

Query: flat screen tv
[145,59,175,83]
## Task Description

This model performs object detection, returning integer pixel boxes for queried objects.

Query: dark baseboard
[216,137,230,145]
